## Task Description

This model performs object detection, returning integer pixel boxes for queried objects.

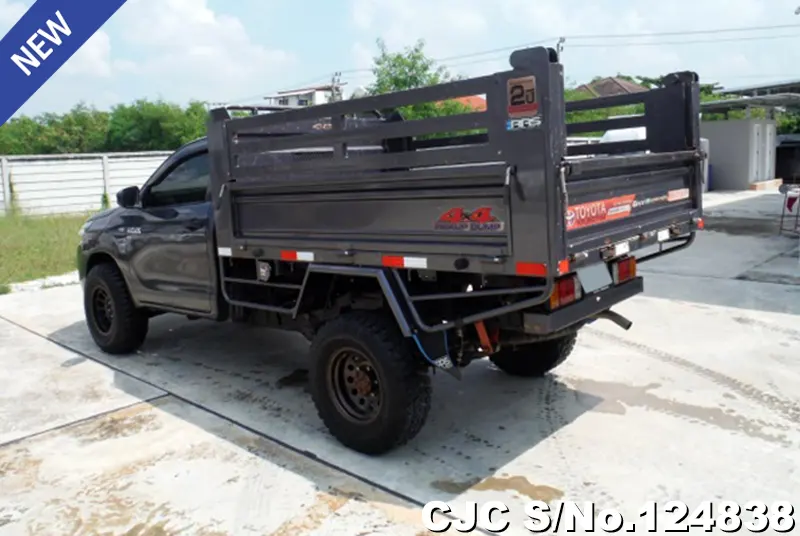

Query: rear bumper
[522,277,643,335]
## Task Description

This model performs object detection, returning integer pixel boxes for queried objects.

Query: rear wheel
[309,311,432,455]
[83,263,148,354]
[490,333,578,377]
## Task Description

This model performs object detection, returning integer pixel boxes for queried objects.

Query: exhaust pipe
[595,309,633,331]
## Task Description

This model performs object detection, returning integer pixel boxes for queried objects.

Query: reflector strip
[381,255,428,269]
[280,250,315,262]
[557,259,570,275]
[612,257,637,284]
[516,262,547,277]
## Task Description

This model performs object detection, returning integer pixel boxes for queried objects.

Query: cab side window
[145,153,210,207]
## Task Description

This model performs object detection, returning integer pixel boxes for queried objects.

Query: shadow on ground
[49,314,602,515]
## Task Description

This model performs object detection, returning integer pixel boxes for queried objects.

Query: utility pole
[329,71,343,102]
[556,37,566,57]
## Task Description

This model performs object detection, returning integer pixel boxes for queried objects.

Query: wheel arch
[295,265,414,337]
[85,251,119,276]
[83,251,142,306]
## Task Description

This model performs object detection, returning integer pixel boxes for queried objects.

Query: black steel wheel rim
[328,346,383,424]
[91,286,114,335]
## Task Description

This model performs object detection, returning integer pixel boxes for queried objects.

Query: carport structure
[701,92,800,120]
[698,82,800,191]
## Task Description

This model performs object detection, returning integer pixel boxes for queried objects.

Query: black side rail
[207,45,568,283]
[565,71,701,158]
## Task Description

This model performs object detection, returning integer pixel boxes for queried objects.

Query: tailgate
[563,151,701,260]
[559,71,703,264]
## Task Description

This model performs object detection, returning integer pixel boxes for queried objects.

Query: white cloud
[350,0,489,67]
[12,0,295,116]
[61,30,113,77]
[112,0,294,103]
[348,0,800,89]
[0,0,25,30]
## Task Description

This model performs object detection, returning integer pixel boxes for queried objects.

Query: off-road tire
[489,333,578,377]
[309,311,432,455]
[84,262,149,354]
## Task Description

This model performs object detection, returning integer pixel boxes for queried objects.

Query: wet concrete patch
[638,230,797,280]
[736,247,800,286]
[567,378,794,447]
[0,397,434,535]
[431,476,563,503]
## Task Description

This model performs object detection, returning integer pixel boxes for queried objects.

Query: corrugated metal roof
[700,93,800,113]
[718,79,800,96]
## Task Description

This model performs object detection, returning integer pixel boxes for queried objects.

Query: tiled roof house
[574,77,647,97]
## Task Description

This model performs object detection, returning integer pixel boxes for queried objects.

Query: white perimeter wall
[0,152,171,216]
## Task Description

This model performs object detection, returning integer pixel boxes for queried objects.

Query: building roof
[718,79,800,97]
[574,77,647,97]
[453,95,487,111]
[268,83,348,98]
[700,93,800,113]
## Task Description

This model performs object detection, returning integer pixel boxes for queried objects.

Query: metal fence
[0,152,171,216]
[0,138,601,217]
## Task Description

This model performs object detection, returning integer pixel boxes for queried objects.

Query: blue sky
[3,0,800,117]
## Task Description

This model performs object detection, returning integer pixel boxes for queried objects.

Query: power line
[346,27,800,80]
[566,33,800,48]
[430,23,800,64]
[558,22,800,39]
[217,22,800,104]
[342,33,800,84]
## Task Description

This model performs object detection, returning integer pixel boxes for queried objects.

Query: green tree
[104,99,206,152]
[366,38,475,124]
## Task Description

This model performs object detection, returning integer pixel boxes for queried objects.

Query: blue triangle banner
[0,0,128,126]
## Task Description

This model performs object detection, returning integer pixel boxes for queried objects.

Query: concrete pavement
[0,192,798,535]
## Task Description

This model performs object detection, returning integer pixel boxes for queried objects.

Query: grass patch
[0,213,90,286]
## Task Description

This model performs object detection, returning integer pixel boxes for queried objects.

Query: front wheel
[490,332,578,377]
[83,263,149,354]
[309,312,432,455]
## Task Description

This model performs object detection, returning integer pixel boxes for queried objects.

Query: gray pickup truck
[77,46,704,455]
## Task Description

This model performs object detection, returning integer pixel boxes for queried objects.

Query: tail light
[549,275,582,310]
[612,256,637,284]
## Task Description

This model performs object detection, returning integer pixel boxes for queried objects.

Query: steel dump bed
[208,46,703,280]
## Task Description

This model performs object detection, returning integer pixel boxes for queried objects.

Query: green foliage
[0,103,109,155]
[0,213,90,286]
[0,100,208,155]
[366,39,473,120]
[104,99,207,152]
[5,46,800,156]
[366,39,480,138]
[564,87,643,136]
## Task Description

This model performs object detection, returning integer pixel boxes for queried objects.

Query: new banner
[0,0,127,126]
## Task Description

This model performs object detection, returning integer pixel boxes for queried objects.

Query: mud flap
[431,354,462,380]
[412,331,462,380]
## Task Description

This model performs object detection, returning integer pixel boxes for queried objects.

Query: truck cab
[78,138,222,322]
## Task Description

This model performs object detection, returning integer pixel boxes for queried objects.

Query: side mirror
[116,186,140,208]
